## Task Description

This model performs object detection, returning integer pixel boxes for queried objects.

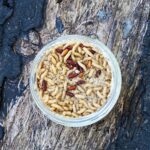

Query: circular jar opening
[30,35,122,127]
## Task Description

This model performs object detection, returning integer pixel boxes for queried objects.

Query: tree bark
[1,0,150,149]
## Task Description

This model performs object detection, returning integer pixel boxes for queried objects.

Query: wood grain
[1,0,150,149]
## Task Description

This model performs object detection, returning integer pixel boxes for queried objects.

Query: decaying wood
[1,0,150,149]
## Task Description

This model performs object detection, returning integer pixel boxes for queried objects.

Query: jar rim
[30,35,122,127]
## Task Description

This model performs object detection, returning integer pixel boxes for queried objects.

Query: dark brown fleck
[66,59,77,66]
[95,70,101,78]
[76,80,86,85]
[66,91,74,97]
[42,80,47,91]
[76,64,84,72]
[55,48,63,53]
[68,72,79,79]
[66,63,74,69]
[66,46,72,50]
[91,50,96,54]
[79,43,84,48]
[37,79,40,88]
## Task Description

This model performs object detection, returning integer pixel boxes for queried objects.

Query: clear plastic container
[30,35,122,127]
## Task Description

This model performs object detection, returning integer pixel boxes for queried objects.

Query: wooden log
[0,0,149,149]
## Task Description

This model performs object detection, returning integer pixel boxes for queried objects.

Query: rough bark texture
[0,0,150,149]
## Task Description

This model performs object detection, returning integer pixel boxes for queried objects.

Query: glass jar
[30,35,122,127]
